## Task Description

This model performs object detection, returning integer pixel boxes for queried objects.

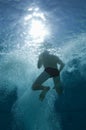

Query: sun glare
[24,6,50,43]
[29,20,48,42]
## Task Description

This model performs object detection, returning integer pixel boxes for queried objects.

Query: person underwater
[32,50,65,101]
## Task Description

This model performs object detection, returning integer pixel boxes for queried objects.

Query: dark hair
[42,50,49,56]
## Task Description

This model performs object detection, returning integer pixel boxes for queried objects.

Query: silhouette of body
[32,50,64,101]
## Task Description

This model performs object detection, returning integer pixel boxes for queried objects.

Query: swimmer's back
[42,55,58,68]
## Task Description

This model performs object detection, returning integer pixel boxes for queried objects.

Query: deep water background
[0,0,86,130]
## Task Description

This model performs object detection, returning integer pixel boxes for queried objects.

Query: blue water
[0,0,86,130]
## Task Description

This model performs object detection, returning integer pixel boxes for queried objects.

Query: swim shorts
[45,67,59,77]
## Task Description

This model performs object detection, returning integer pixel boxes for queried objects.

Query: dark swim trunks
[45,67,59,77]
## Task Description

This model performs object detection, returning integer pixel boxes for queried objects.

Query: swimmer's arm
[37,55,43,69]
[56,57,65,71]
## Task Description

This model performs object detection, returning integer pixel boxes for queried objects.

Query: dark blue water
[0,0,86,130]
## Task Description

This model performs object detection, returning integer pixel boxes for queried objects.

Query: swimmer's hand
[37,63,42,69]
[59,63,65,72]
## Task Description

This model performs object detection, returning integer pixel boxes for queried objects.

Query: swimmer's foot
[39,87,50,101]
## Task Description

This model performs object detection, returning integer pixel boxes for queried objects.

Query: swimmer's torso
[40,54,58,69]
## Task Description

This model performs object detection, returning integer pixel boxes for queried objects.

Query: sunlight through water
[24,6,50,43]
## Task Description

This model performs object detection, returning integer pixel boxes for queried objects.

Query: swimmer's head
[40,50,49,58]
[43,50,49,55]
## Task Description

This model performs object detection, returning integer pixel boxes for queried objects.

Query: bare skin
[32,51,64,101]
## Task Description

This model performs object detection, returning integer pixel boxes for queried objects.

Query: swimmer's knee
[32,84,36,90]
[32,84,38,90]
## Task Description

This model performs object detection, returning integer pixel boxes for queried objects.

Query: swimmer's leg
[32,71,50,90]
[32,71,50,101]
[39,87,50,101]
[53,76,63,95]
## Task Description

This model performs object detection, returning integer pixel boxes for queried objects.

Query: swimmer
[32,50,64,101]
